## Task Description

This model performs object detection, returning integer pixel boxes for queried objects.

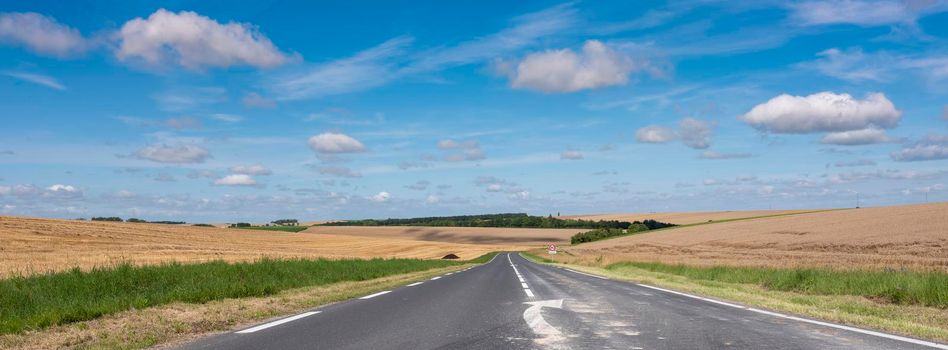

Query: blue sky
[1,1,947,222]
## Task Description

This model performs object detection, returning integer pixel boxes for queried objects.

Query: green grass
[607,262,948,308]
[521,252,554,263]
[234,225,309,233]
[0,257,470,335]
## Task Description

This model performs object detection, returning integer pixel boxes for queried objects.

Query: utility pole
[856,192,860,208]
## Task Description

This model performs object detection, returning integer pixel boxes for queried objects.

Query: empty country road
[176,253,947,350]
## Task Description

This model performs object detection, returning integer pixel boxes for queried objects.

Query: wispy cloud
[269,4,577,100]
[2,71,66,90]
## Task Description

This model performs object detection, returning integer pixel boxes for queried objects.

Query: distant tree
[91,217,123,222]
[230,222,251,228]
[126,218,147,223]
[271,219,299,226]
[192,223,215,227]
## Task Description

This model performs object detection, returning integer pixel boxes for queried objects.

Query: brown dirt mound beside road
[561,202,948,271]
[0,217,518,278]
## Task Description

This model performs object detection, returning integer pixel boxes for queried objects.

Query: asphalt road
[176,253,947,350]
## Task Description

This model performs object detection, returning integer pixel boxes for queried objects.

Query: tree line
[88,217,186,225]
[321,213,634,229]
[570,219,676,244]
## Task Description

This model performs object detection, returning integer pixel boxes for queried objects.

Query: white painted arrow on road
[523,299,564,335]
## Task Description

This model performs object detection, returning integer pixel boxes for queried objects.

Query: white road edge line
[359,290,391,300]
[524,288,535,297]
[236,311,320,334]
[636,283,948,349]
[430,276,441,280]
[406,282,423,287]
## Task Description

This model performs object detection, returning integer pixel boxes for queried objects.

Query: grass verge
[0,265,467,350]
[612,262,948,308]
[521,253,948,342]
[0,257,461,335]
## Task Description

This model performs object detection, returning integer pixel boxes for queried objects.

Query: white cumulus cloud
[135,144,211,164]
[740,92,901,134]
[230,164,272,175]
[891,135,948,162]
[317,166,362,178]
[510,40,634,93]
[214,174,257,186]
[437,138,485,161]
[820,128,892,145]
[635,125,675,143]
[678,118,713,149]
[308,132,366,154]
[560,150,584,160]
[636,118,714,149]
[699,151,752,160]
[116,9,292,69]
[46,184,78,193]
[371,191,391,202]
[0,12,87,57]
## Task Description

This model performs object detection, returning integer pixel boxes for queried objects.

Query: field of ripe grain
[304,225,584,245]
[556,202,948,271]
[560,209,818,225]
[0,217,517,277]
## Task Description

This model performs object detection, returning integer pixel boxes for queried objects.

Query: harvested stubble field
[560,209,817,225]
[0,216,517,278]
[303,225,585,245]
[557,202,948,271]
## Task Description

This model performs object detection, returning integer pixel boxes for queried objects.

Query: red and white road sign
[548,244,556,251]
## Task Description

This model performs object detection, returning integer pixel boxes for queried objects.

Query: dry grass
[304,225,583,245]
[556,202,948,271]
[560,209,817,225]
[0,216,515,277]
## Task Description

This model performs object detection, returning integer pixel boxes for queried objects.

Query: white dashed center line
[406,282,423,287]
[508,253,534,298]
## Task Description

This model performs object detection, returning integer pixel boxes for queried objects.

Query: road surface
[177,253,946,350]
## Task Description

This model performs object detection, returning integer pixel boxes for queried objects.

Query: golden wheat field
[0,216,521,277]
[560,209,817,225]
[303,225,584,245]
[554,202,948,271]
